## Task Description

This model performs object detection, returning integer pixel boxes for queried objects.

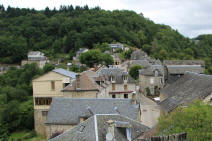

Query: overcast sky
[1,0,212,38]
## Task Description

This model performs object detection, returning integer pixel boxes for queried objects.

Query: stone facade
[46,124,74,139]
[33,70,76,135]
[139,75,164,96]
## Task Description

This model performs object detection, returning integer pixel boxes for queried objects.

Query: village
[12,43,211,141]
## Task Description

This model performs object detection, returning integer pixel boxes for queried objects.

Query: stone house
[112,53,122,66]
[45,98,142,139]
[98,67,137,99]
[109,43,124,52]
[159,72,212,113]
[62,70,107,98]
[72,48,88,65]
[163,60,205,85]
[21,51,49,68]
[32,68,77,135]
[139,65,164,96]
[49,114,150,141]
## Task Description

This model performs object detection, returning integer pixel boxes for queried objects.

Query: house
[21,51,48,68]
[62,71,107,98]
[45,98,142,139]
[98,67,137,99]
[32,68,77,135]
[49,114,150,141]
[112,53,122,66]
[0,64,20,74]
[139,65,164,96]
[109,43,124,52]
[159,72,212,113]
[72,48,89,65]
[163,60,205,85]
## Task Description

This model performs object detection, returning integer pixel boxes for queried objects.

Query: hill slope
[0,5,211,73]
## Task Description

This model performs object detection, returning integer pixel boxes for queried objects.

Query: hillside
[0,5,211,74]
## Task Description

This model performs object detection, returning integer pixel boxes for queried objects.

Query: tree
[79,49,114,67]
[129,65,143,80]
[157,101,212,141]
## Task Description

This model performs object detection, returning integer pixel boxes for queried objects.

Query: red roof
[109,91,133,94]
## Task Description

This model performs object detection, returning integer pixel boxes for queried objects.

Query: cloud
[1,0,212,38]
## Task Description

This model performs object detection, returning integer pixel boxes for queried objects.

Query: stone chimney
[132,92,136,104]
[76,74,81,90]
[105,120,115,141]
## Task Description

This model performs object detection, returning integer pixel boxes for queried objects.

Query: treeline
[0,5,211,73]
[0,63,54,140]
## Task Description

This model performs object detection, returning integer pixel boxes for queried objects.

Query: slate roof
[130,60,150,68]
[62,72,101,92]
[164,60,205,66]
[49,114,150,141]
[46,98,140,125]
[53,68,77,79]
[98,67,136,83]
[139,65,164,76]
[164,60,205,74]
[109,43,124,49]
[130,49,148,60]
[159,72,212,112]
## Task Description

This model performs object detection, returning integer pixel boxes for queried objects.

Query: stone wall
[45,124,75,140]
[137,133,187,141]
[34,109,48,135]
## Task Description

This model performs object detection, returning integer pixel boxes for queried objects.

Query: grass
[9,130,46,141]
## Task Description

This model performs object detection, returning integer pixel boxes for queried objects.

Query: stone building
[98,67,137,99]
[159,72,212,113]
[49,114,150,141]
[45,98,141,139]
[139,65,164,96]
[21,51,49,68]
[62,70,108,98]
[32,68,77,135]
[72,48,88,65]
[109,43,124,52]
[163,60,205,85]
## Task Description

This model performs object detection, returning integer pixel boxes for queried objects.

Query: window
[112,94,116,98]
[78,125,85,133]
[51,81,55,90]
[124,85,128,90]
[42,111,48,116]
[124,94,128,99]
[154,70,158,77]
[160,78,163,85]
[123,75,128,81]
[112,83,116,90]
[150,78,154,84]
[111,76,115,81]
[63,83,69,88]
[35,97,52,105]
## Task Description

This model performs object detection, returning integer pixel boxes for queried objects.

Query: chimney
[132,92,136,104]
[86,106,94,115]
[113,106,120,114]
[76,74,81,90]
[105,120,115,141]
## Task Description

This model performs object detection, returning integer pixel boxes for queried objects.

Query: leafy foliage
[0,64,52,139]
[129,64,143,80]
[79,49,114,67]
[157,101,212,141]
[0,5,211,74]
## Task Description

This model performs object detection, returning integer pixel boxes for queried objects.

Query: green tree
[157,101,212,141]
[129,65,143,80]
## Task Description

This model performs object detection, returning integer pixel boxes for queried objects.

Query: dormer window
[154,70,159,77]
[123,75,128,81]
[111,76,115,81]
